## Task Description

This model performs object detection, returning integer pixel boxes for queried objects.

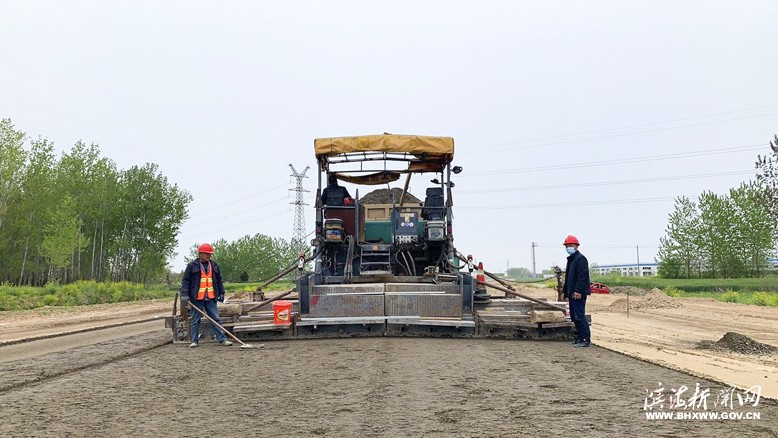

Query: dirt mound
[641,289,683,309]
[698,332,778,355]
[610,286,649,296]
[608,289,683,311]
[608,298,630,311]
[361,188,421,205]
[227,291,250,300]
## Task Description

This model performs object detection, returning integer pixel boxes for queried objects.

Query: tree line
[658,136,778,278]
[185,234,299,283]
[0,119,192,285]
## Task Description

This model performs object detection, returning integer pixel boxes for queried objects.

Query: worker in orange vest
[181,243,232,347]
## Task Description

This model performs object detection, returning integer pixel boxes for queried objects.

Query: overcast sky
[2,1,778,274]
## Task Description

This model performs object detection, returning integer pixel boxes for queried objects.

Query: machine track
[0,316,163,347]
[0,323,171,394]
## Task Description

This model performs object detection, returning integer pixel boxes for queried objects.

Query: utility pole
[636,244,641,278]
[289,164,310,253]
[506,258,510,274]
[531,242,537,278]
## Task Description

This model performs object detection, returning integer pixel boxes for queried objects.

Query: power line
[457,196,680,211]
[186,191,318,230]
[183,144,763,227]
[197,182,289,211]
[536,243,659,249]
[461,143,764,177]
[184,195,289,229]
[458,106,778,154]
[460,104,778,150]
[185,210,289,235]
[457,169,754,194]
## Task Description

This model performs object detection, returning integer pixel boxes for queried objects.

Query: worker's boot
[188,342,199,348]
[219,340,233,346]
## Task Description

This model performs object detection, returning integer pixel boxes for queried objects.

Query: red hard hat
[563,235,580,246]
[198,243,214,254]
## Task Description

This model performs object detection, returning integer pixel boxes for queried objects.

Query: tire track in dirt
[0,319,167,363]
[0,316,163,347]
[0,330,171,394]
[0,300,173,341]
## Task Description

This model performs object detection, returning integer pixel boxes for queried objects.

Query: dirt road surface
[510,285,778,400]
[0,319,163,363]
[1,333,776,437]
[1,293,777,436]
[0,299,171,344]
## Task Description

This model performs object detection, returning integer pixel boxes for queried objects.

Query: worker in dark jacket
[563,235,591,347]
[320,173,352,206]
[181,243,232,347]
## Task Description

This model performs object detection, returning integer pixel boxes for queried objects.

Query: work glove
[217,294,225,303]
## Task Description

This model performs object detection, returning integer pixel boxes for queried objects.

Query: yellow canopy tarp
[314,134,454,160]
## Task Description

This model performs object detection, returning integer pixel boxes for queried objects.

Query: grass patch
[592,275,778,292]
[663,286,683,297]
[586,275,778,307]
[721,291,740,303]
[0,281,175,311]
[663,289,778,307]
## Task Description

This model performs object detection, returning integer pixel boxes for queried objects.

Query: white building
[594,258,778,276]
[592,263,659,277]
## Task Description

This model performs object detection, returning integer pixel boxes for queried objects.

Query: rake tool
[187,301,262,349]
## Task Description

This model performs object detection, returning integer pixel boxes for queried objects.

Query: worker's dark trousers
[569,295,590,343]
[190,299,227,343]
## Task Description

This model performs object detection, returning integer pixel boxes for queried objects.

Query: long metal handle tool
[187,301,258,349]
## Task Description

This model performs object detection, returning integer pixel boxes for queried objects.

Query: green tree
[727,181,776,276]
[506,267,532,278]
[0,120,192,285]
[186,234,297,283]
[11,138,57,285]
[697,191,735,278]
[657,197,700,278]
[0,120,27,282]
[0,119,26,233]
[40,195,89,281]
[112,163,191,283]
[755,134,778,235]
[659,184,776,279]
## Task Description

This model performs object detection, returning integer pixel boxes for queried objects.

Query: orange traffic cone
[476,262,485,285]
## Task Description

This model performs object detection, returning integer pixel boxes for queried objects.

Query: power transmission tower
[289,164,310,253]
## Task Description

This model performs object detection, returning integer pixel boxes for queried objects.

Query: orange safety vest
[197,261,216,300]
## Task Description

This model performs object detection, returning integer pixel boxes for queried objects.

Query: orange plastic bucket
[273,300,292,325]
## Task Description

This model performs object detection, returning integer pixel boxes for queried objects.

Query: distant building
[592,263,659,277]
[594,258,778,276]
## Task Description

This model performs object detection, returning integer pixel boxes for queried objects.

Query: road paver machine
[168,134,578,342]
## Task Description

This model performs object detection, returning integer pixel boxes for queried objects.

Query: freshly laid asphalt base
[1,332,775,437]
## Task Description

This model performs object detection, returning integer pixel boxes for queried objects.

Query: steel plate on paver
[312,284,385,295]
[309,294,385,317]
[385,283,460,294]
[385,293,462,317]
